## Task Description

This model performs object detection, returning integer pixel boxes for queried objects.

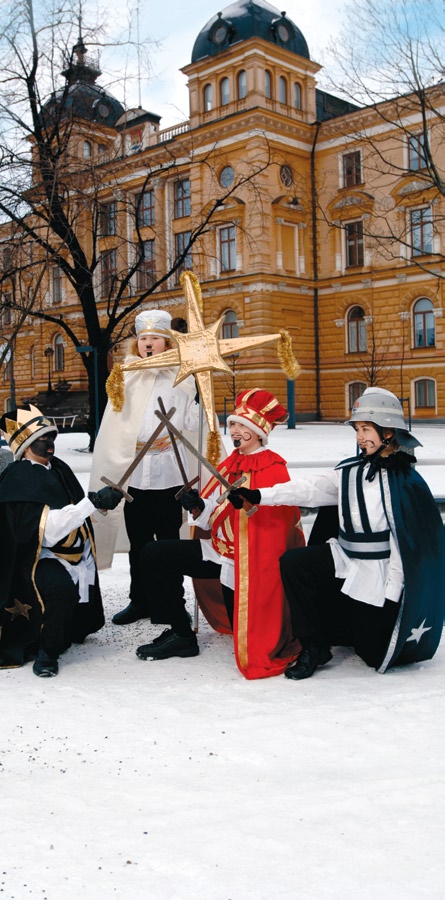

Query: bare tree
[0,0,273,445]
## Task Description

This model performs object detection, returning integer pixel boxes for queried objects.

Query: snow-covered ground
[2,423,445,900]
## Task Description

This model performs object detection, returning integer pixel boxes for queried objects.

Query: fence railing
[48,414,77,429]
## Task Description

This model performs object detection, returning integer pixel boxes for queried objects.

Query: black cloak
[0,456,104,667]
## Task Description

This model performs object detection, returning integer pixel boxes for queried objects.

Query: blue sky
[99,0,349,126]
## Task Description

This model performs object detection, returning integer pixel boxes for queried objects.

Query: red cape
[194,448,304,679]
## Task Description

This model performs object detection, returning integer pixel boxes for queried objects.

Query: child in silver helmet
[229,387,445,679]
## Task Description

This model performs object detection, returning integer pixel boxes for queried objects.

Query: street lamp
[44,346,54,394]
[76,345,99,436]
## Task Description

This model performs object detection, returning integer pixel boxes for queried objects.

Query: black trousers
[34,558,80,658]
[279,544,400,669]
[139,538,234,633]
[124,486,183,608]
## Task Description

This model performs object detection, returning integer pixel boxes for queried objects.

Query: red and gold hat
[227,389,288,445]
[0,404,57,460]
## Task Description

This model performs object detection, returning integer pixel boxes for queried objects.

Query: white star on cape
[406,619,432,644]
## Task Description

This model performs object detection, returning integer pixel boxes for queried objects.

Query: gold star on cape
[5,598,33,621]
[119,272,300,434]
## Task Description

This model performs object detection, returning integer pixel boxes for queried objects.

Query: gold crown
[0,404,57,459]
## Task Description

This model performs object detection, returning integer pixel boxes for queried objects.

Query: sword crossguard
[216,475,246,504]
[100,476,134,503]
[217,476,258,517]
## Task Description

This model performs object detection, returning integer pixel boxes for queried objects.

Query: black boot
[284,644,332,681]
[33,649,59,678]
[136,629,199,660]
[112,602,150,625]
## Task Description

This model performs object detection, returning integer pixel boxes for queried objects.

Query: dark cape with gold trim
[198,448,305,679]
[0,457,104,667]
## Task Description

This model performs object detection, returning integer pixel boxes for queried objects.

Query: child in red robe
[135,389,304,679]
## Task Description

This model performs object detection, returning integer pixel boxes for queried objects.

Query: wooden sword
[154,408,258,516]
[100,406,177,512]
[157,396,199,499]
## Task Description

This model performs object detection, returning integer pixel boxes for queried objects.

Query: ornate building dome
[191,0,310,63]
[42,38,125,129]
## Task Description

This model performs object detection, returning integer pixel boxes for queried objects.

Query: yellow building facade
[1,0,444,425]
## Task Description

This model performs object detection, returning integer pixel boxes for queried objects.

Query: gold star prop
[106,271,300,461]
[5,598,33,621]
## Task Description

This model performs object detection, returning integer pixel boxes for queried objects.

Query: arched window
[54,333,65,372]
[220,77,230,106]
[413,297,435,347]
[237,70,247,100]
[222,309,239,340]
[264,70,272,99]
[415,378,436,408]
[348,381,367,410]
[204,83,213,112]
[83,140,92,159]
[347,306,367,353]
[293,82,301,109]
[279,76,288,104]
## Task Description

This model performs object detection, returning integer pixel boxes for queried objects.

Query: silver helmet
[348,388,422,449]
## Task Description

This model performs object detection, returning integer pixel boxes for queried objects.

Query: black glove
[88,486,122,510]
[180,489,205,513]
[227,490,244,509]
[228,487,261,508]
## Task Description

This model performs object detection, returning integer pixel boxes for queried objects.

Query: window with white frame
[174,231,192,278]
[54,333,65,372]
[100,200,117,236]
[413,297,435,347]
[279,76,287,104]
[129,129,142,153]
[222,309,239,340]
[281,224,297,273]
[137,240,156,290]
[51,265,63,305]
[1,293,12,326]
[410,206,433,256]
[415,378,435,408]
[101,249,117,296]
[408,132,427,171]
[137,189,155,228]
[345,220,364,267]
[174,179,191,218]
[204,84,213,111]
[348,381,367,410]
[220,77,230,106]
[237,70,247,100]
[220,226,236,272]
[347,306,367,353]
[342,150,362,187]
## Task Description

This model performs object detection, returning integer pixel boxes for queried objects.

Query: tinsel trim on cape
[106,363,125,412]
